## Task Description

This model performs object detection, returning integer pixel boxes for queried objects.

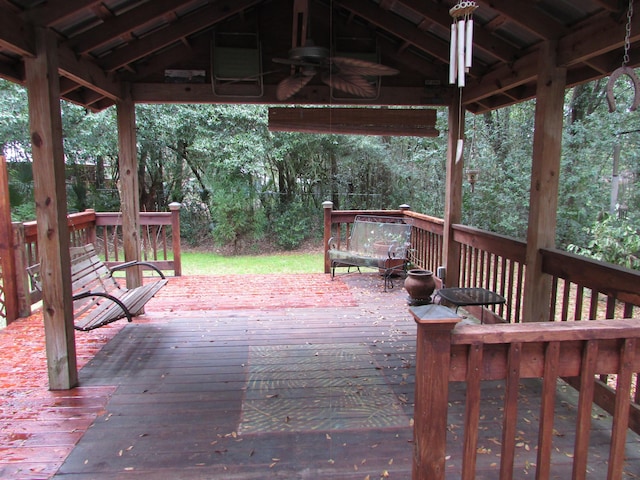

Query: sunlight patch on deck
[239,343,410,434]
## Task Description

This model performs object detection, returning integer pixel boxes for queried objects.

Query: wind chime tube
[457,18,466,87]
[449,21,457,84]
[456,138,464,164]
[465,17,474,69]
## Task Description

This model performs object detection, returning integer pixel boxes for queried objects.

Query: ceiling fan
[273,0,398,101]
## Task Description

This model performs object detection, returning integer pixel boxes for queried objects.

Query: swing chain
[623,0,633,67]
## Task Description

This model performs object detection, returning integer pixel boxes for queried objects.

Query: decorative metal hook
[606,65,640,112]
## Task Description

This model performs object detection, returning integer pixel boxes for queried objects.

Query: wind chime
[449,1,478,88]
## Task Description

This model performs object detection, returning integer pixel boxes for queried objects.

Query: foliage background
[1,77,639,266]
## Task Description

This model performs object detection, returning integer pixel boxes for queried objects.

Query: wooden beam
[558,10,640,67]
[57,44,122,101]
[24,27,77,390]
[131,82,439,106]
[522,42,566,323]
[268,107,439,136]
[116,89,142,290]
[0,7,35,57]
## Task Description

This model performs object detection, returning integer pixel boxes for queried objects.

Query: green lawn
[181,251,325,275]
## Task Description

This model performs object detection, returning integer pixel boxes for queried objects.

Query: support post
[25,28,77,389]
[410,305,460,480]
[169,202,182,276]
[117,90,141,289]
[522,41,566,322]
[0,155,19,326]
[323,200,333,274]
[443,93,464,287]
[12,223,31,318]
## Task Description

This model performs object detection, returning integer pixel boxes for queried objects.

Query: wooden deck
[1,272,639,479]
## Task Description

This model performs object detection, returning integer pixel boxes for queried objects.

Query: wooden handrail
[412,306,640,480]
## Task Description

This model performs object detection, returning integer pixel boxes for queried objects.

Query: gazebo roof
[1,0,637,113]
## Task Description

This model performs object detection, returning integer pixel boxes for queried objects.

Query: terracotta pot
[404,269,436,305]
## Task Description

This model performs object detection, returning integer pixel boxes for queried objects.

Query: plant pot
[404,269,436,305]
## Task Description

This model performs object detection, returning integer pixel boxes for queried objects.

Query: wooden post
[443,93,464,287]
[24,28,77,390]
[410,304,460,480]
[523,41,566,322]
[85,208,97,245]
[0,155,19,326]
[12,223,32,318]
[323,200,333,274]
[169,202,182,276]
[117,90,141,289]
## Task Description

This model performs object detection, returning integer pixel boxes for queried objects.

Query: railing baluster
[500,342,522,480]
[573,340,598,480]
[562,280,572,321]
[536,341,560,480]
[574,284,584,321]
[607,338,636,480]
[461,343,483,480]
[605,295,616,319]
[588,288,599,319]
[549,276,559,322]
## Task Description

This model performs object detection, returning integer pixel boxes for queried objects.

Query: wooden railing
[9,205,181,318]
[324,204,640,324]
[542,248,640,321]
[411,305,640,480]
[452,224,526,323]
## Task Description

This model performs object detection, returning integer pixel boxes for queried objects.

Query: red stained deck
[1,273,639,479]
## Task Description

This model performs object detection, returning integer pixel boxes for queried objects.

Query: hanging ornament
[449,1,478,88]
[606,0,640,112]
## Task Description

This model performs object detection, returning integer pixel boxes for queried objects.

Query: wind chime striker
[449,1,478,88]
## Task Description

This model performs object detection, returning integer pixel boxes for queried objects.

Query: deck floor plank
[2,273,640,478]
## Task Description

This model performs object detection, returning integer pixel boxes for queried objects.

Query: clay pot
[404,269,436,305]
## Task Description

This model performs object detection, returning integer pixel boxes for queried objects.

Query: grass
[181,250,325,275]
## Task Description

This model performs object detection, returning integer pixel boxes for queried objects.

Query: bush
[270,203,313,250]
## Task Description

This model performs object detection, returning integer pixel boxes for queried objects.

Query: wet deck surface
[1,272,639,479]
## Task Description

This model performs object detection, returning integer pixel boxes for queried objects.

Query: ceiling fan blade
[331,57,399,76]
[276,74,314,100]
[322,73,376,98]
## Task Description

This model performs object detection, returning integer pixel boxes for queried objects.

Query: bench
[328,215,412,290]
[28,243,168,331]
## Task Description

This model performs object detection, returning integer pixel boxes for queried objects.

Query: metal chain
[623,0,633,66]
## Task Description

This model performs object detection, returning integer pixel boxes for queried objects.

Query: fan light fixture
[449,1,478,88]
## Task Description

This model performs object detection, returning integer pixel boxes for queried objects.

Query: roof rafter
[98,0,263,72]
[475,0,568,40]
[465,11,640,107]
[65,0,202,55]
[391,0,520,64]
[24,0,104,28]
[334,0,450,65]
[0,7,34,57]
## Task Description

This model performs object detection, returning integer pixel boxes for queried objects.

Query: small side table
[435,287,506,323]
